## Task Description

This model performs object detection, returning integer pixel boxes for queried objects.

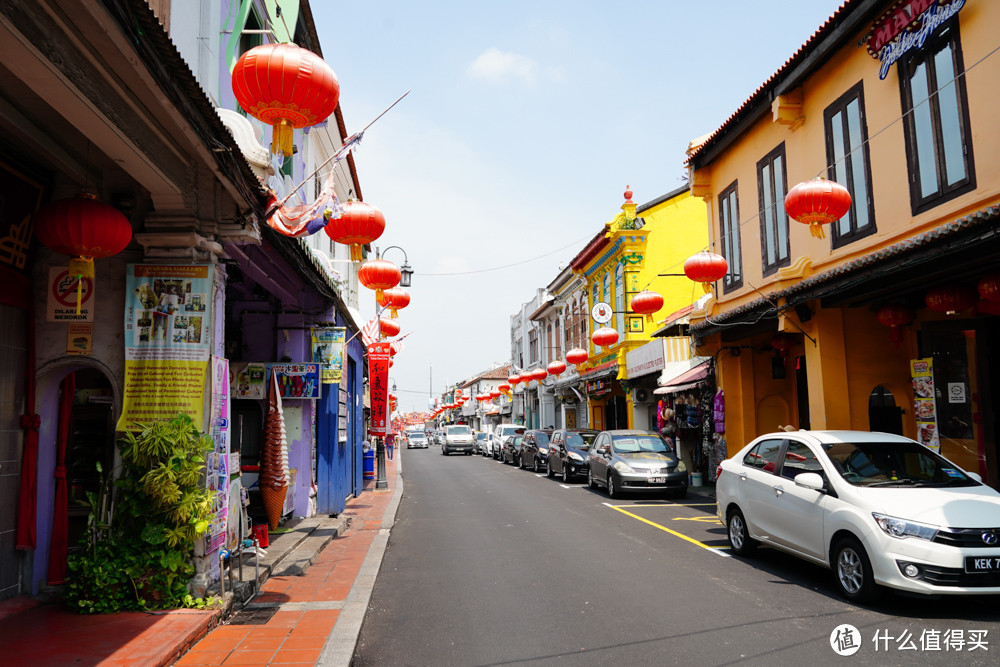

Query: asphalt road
[351,448,1000,666]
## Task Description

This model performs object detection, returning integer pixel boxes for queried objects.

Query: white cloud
[467,47,541,84]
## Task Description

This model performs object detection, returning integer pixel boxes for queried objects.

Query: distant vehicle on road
[501,434,524,465]
[490,423,524,460]
[406,432,428,449]
[547,429,599,482]
[518,429,553,472]
[587,430,687,499]
[475,432,489,454]
[441,424,475,455]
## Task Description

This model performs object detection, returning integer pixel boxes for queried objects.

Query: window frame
[824,81,877,248]
[718,180,743,292]
[897,19,976,215]
[756,143,791,276]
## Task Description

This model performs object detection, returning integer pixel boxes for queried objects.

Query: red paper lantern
[533,368,548,382]
[34,194,132,279]
[630,291,664,322]
[378,287,410,318]
[324,200,385,262]
[566,348,588,365]
[379,318,401,338]
[926,285,976,315]
[592,327,619,347]
[232,43,340,156]
[770,333,797,358]
[547,360,567,377]
[784,178,852,239]
[489,389,501,399]
[684,251,729,293]
[508,375,521,386]
[876,305,915,346]
[978,274,1000,302]
[498,383,511,393]
[358,258,401,301]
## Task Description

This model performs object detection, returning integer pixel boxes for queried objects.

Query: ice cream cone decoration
[260,368,290,530]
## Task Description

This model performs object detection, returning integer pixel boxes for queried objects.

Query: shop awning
[654,361,710,394]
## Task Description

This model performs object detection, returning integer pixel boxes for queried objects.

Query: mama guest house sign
[862,0,966,80]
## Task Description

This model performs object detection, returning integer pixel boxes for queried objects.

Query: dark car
[501,434,524,465]
[587,429,688,499]
[517,429,553,472]
[547,429,599,482]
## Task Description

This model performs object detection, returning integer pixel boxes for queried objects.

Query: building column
[800,308,851,430]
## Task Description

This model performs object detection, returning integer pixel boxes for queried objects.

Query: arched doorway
[869,385,903,435]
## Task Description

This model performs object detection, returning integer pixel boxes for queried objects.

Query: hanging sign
[47,267,94,321]
[368,341,392,436]
[66,322,93,356]
[311,327,346,383]
[862,0,966,80]
[591,301,613,324]
[910,357,940,452]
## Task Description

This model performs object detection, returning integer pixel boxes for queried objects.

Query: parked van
[490,423,525,460]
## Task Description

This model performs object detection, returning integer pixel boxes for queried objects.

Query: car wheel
[546,463,554,478]
[588,468,597,489]
[607,473,618,498]
[533,458,539,473]
[726,508,757,556]
[441,448,447,456]
[562,464,569,484]
[834,538,881,603]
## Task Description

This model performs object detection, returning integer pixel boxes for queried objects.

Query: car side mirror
[794,472,825,491]
[967,471,983,483]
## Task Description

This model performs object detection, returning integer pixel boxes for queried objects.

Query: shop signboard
[267,363,321,399]
[311,327,346,383]
[863,0,966,80]
[626,339,665,379]
[910,357,940,452]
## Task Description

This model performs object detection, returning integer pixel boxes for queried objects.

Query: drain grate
[227,606,279,625]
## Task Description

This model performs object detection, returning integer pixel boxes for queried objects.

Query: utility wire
[418,232,596,276]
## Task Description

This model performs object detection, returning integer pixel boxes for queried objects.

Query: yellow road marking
[604,503,731,557]
[612,503,717,508]
[672,516,723,524]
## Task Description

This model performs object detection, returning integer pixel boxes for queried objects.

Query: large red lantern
[498,383,511,393]
[324,200,386,262]
[377,287,410,319]
[926,285,976,315]
[358,258,401,301]
[34,193,132,312]
[379,317,401,338]
[784,178,852,239]
[592,327,619,348]
[684,251,729,293]
[770,333,797,358]
[533,368,548,382]
[547,360,567,377]
[232,43,340,156]
[489,389,501,399]
[978,274,1000,302]
[630,291,664,323]
[566,348,588,365]
[508,375,521,386]
[876,305,914,346]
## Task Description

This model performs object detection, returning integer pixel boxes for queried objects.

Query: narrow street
[352,449,1000,666]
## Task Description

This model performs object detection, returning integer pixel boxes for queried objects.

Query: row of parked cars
[479,424,689,499]
[462,422,1000,602]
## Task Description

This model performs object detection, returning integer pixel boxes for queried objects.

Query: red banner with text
[368,341,391,436]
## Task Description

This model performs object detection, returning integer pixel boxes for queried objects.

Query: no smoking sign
[47,267,94,322]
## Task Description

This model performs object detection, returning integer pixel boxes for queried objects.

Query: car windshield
[448,426,471,434]
[502,427,523,436]
[612,435,672,454]
[533,432,550,445]
[410,434,425,440]
[822,441,978,487]
[566,432,598,450]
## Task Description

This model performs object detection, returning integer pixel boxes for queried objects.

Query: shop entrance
[868,385,903,435]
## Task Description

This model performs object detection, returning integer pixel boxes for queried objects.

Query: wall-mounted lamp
[378,245,413,287]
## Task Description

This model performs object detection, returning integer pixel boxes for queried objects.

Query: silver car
[587,430,688,499]
[406,432,428,449]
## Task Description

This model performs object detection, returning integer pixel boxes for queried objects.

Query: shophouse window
[554,318,562,358]
[899,20,975,214]
[756,144,790,276]
[602,272,611,311]
[546,323,553,362]
[719,181,742,291]
[528,328,538,364]
[824,82,876,247]
[614,263,625,335]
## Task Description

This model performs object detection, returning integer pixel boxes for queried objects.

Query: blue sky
[313,1,846,412]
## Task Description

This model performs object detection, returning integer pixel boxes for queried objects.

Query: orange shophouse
[686,0,1000,488]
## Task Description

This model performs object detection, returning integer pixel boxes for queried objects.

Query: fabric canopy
[654,361,710,394]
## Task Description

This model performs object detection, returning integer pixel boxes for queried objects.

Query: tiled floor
[0,454,398,667]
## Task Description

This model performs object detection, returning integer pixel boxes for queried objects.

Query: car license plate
[965,556,1000,573]
[650,476,666,484]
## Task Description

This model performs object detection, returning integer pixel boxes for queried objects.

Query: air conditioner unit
[634,388,649,403]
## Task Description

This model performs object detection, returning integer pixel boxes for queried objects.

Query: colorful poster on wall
[118,264,214,430]
[230,361,267,399]
[368,341,391,436]
[311,327,346,383]
[204,356,231,554]
[910,357,940,452]
[268,363,321,399]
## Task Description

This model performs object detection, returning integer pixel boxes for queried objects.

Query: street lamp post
[375,378,397,490]
[377,245,413,287]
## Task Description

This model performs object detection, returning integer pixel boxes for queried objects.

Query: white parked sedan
[716,430,1000,602]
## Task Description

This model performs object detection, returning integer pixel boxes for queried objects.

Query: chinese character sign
[268,363,321,399]
[368,341,391,436]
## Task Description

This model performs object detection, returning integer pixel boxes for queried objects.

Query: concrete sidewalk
[0,452,403,667]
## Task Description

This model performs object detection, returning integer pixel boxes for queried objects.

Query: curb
[318,454,404,666]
